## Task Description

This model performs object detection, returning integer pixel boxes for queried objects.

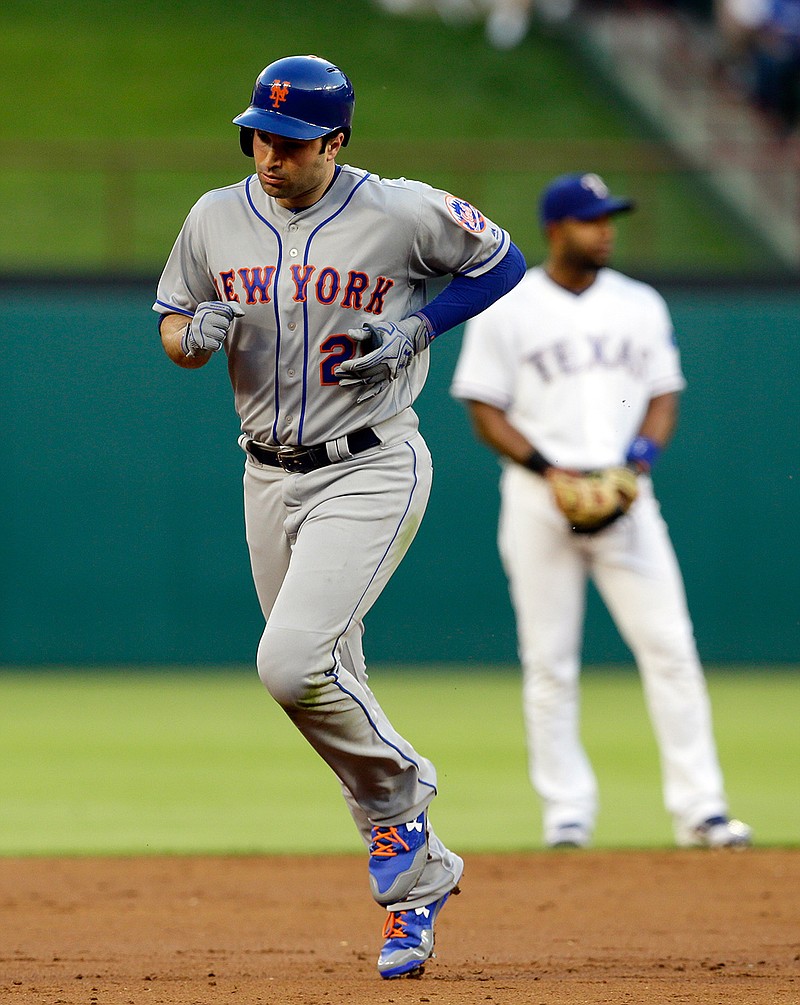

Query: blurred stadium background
[1,0,797,850]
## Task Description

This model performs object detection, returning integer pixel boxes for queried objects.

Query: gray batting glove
[181,301,245,358]
[338,315,431,402]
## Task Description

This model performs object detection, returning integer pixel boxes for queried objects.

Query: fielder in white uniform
[451,172,751,850]
[153,55,525,979]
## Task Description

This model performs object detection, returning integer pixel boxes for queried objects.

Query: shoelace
[370,825,411,858]
[382,910,410,941]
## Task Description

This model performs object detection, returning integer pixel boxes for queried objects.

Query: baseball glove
[547,466,639,534]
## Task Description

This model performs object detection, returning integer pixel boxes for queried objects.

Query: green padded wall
[1,282,797,665]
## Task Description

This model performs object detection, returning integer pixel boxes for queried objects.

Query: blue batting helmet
[233,55,355,156]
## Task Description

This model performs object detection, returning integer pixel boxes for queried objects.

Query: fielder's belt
[245,427,381,474]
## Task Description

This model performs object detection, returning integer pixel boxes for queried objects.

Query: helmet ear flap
[239,127,255,157]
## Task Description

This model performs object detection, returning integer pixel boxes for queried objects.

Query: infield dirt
[2,849,798,1004]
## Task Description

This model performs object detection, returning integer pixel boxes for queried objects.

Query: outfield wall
[1,281,797,666]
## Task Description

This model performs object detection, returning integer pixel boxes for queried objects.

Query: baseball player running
[451,172,751,850]
[153,54,525,978]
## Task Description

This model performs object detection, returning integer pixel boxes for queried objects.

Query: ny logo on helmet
[270,80,290,109]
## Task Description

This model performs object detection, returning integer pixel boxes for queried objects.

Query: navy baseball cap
[539,173,634,226]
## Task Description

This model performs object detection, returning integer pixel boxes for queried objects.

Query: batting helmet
[233,55,355,157]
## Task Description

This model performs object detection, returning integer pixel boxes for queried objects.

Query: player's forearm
[627,392,679,471]
[467,400,541,467]
[418,243,526,339]
[159,313,212,369]
[637,392,679,446]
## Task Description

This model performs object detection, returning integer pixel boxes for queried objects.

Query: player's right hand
[181,301,245,358]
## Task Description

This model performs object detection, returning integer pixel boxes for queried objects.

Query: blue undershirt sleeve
[416,241,526,340]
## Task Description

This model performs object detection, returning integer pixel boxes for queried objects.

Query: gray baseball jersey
[153,164,510,913]
[154,165,510,446]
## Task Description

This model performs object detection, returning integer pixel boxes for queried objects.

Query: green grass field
[1,667,796,856]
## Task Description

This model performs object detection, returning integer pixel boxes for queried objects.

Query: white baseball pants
[498,464,729,844]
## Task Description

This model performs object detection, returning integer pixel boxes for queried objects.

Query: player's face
[253,131,343,209]
[557,215,616,271]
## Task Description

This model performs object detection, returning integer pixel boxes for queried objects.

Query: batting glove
[181,301,245,358]
[337,316,431,402]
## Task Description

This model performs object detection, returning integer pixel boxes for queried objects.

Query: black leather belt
[246,427,381,474]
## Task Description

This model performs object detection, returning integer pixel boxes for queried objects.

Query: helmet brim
[233,105,334,141]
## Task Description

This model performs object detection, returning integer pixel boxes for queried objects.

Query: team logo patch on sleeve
[445,195,486,233]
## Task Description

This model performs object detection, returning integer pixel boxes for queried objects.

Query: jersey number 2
[320,333,357,386]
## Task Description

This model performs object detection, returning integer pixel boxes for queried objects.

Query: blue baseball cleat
[377,888,458,979]
[368,811,429,905]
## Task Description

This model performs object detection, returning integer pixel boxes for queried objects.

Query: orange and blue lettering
[365,276,394,315]
[219,270,239,302]
[342,271,370,309]
[238,266,276,304]
[316,267,341,305]
[291,265,316,302]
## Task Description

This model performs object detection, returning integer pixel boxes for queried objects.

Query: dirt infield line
[1,850,798,1004]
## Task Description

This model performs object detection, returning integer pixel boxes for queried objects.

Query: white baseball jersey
[451,266,686,469]
[154,165,510,447]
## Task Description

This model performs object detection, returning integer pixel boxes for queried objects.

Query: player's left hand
[337,316,431,402]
